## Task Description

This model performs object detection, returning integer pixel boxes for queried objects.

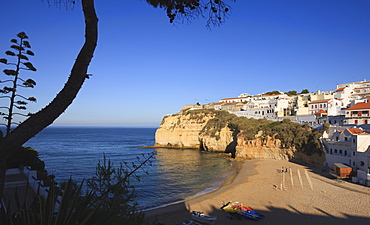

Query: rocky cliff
[154,109,325,163]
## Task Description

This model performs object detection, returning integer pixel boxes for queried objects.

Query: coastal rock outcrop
[155,109,325,163]
[155,112,212,149]
[235,136,293,160]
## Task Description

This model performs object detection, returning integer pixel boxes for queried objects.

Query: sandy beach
[145,159,370,225]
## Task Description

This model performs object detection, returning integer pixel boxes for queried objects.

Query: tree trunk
[0,0,98,200]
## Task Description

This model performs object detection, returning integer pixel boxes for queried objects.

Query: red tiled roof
[315,110,327,114]
[309,99,331,104]
[345,102,370,110]
[346,128,364,135]
[220,97,239,100]
[335,87,345,92]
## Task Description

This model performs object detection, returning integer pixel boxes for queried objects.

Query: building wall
[323,129,370,180]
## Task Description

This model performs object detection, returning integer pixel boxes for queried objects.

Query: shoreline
[145,159,370,225]
[144,159,257,221]
[143,160,247,212]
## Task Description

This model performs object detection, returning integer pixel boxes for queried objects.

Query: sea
[24,127,233,210]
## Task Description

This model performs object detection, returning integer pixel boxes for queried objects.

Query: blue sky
[0,0,369,127]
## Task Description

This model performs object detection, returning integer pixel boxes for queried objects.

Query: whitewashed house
[295,93,310,116]
[322,128,370,184]
[267,95,293,118]
[219,97,242,103]
[336,79,370,101]
[352,85,370,100]
[308,98,344,116]
[344,101,370,125]
[241,100,270,118]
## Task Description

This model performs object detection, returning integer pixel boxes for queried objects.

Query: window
[353,139,356,143]
[354,120,358,124]
[345,137,348,141]
[339,150,342,155]
[345,150,347,156]
[360,161,365,167]
[365,120,368,124]
[353,151,356,156]
[335,149,338,153]
[330,149,332,154]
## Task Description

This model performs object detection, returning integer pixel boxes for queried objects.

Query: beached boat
[240,210,264,220]
[221,202,264,221]
[190,211,217,225]
[221,201,253,213]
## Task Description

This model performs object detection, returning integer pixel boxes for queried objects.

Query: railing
[4,166,61,213]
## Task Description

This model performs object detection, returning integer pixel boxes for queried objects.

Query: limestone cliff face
[155,112,212,149]
[235,135,295,160]
[155,112,297,160]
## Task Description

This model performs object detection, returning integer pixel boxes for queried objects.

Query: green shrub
[6,146,54,186]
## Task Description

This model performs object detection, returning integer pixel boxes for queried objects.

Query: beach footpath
[145,159,370,225]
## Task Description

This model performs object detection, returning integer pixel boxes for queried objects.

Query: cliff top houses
[197,79,370,127]
[184,79,370,185]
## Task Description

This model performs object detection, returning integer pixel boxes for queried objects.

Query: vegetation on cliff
[184,109,323,156]
[6,146,54,186]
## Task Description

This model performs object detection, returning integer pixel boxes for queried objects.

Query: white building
[308,98,345,116]
[336,79,370,101]
[242,100,270,118]
[344,101,370,125]
[268,95,293,117]
[322,128,370,184]
[219,97,243,103]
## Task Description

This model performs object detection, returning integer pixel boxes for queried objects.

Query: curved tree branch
[0,0,98,155]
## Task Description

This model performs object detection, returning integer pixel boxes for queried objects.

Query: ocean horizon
[25,127,233,210]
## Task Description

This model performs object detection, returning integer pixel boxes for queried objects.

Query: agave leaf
[3,69,17,76]
[0,58,7,64]
[17,32,28,39]
[44,182,56,225]
[28,97,37,102]
[5,50,15,56]
[54,178,74,224]
[11,45,24,51]
[23,41,31,48]
[26,50,34,56]
[18,54,29,61]
[26,79,36,85]
[22,62,37,71]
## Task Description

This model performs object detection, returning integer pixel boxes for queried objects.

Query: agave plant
[0,179,101,225]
